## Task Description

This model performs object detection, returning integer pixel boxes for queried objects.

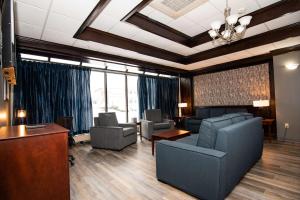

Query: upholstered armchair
[90,112,137,150]
[141,109,174,140]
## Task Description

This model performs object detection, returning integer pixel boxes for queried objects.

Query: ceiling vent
[150,0,208,19]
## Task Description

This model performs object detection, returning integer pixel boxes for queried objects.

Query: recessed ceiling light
[285,63,299,70]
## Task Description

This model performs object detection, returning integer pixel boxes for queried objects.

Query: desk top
[0,123,69,141]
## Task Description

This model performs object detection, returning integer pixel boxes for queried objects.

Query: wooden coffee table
[151,129,191,155]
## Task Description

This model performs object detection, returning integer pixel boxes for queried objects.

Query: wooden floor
[70,139,300,200]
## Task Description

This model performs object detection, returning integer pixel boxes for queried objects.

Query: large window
[90,71,105,118]
[127,75,139,121]
[107,73,126,123]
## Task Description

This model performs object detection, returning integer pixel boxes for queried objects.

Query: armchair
[141,109,174,140]
[90,112,137,150]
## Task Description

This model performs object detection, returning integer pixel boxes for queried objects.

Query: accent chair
[90,112,137,150]
[141,109,174,140]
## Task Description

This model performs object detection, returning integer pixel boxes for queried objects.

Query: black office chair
[56,116,75,166]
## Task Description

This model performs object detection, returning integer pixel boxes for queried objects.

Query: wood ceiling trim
[121,0,152,21]
[78,27,185,64]
[73,0,111,38]
[126,13,191,45]
[124,0,300,47]
[186,22,300,63]
[16,36,190,75]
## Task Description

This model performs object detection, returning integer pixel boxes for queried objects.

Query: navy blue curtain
[14,60,93,134]
[138,75,178,119]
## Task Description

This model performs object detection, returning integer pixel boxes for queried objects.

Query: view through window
[90,71,105,119]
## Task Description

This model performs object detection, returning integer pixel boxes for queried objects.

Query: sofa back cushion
[210,107,226,117]
[195,107,210,119]
[145,109,162,123]
[222,113,245,124]
[197,116,232,148]
[98,112,119,127]
[239,112,253,119]
[225,107,247,114]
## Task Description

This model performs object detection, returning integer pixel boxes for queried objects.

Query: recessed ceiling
[14,0,300,71]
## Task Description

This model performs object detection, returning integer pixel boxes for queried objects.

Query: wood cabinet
[0,124,70,200]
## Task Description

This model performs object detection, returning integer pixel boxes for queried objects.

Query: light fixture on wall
[253,100,270,107]
[208,0,252,44]
[0,112,7,128]
[285,63,299,70]
[178,103,187,117]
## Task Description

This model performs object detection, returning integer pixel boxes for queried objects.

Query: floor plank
[70,140,300,200]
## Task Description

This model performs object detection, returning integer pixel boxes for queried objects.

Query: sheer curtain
[137,75,178,119]
[14,59,93,134]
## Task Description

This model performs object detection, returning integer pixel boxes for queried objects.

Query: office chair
[56,116,75,166]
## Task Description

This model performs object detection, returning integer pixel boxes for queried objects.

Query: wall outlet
[284,123,289,129]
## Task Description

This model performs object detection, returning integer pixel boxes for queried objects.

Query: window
[50,58,80,65]
[82,60,106,69]
[107,73,126,123]
[127,66,143,74]
[106,62,126,71]
[90,71,105,119]
[145,72,158,76]
[127,75,139,121]
[20,53,48,61]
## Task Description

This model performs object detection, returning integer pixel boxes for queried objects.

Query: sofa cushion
[197,116,232,148]
[145,109,162,123]
[123,127,135,137]
[195,108,210,119]
[210,108,226,117]
[154,122,170,130]
[98,112,118,126]
[222,113,245,124]
[177,134,199,145]
[94,117,100,126]
[187,118,202,125]
[239,112,254,119]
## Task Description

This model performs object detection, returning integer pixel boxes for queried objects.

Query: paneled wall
[193,63,270,106]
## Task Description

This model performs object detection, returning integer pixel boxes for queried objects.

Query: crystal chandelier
[208,0,252,44]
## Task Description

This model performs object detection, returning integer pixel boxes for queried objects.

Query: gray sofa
[156,113,263,200]
[90,112,137,150]
[141,109,174,140]
[185,107,248,133]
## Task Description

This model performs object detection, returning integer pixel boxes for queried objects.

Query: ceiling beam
[124,0,300,47]
[16,36,189,75]
[78,27,185,63]
[73,0,111,38]
[187,22,300,64]
[126,13,191,45]
[121,0,152,21]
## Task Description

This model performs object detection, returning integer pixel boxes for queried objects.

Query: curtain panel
[14,60,93,134]
[137,75,178,119]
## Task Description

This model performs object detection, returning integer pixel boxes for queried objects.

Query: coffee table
[151,129,191,155]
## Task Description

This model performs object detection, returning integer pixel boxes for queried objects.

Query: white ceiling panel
[209,0,260,15]
[147,9,175,24]
[16,0,52,10]
[265,11,300,30]
[193,41,220,52]
[73,39,90,49]
[223,50,253,60]
[51,0,98,21]
[130,29,162,44]
[101,0,142,20]
[272,36,300,49]
[139,6,156,15]
[200,13,225,30]
[16,21,43,39]
[15,1,48,26]
[255,0,280,8]
[42,29,76,46]
[244,23,269,38]
[90,13,120,31]
[108,22,141,39]
[246,43,277,55]
[168,17,198,36]
[44,12,82,35]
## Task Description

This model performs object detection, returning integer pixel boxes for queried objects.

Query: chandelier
[208,0,252,44]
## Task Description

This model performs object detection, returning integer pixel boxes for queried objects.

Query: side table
[262,119,275,141]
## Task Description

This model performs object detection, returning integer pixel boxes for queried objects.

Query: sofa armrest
[90,126,123,141]
[163,119,174,129]
[119,123,137,132]
[156,140,226,200]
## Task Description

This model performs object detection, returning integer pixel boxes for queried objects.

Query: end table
[262,119,275,141]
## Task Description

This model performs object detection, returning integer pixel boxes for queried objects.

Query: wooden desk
[0,124,70,200]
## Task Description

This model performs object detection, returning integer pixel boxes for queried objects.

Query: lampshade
[17,110,27,118]
[210,20,222,30]
[221,30,231,39]
[238,16,252,26]
[235,25,245,34]
[208,30,218,38]
[226,14,239,25]
[253,100,270,107]
[178,103,187,108]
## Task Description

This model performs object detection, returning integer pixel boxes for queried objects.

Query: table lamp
[178,103,187,117]
[17,109,27,125]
